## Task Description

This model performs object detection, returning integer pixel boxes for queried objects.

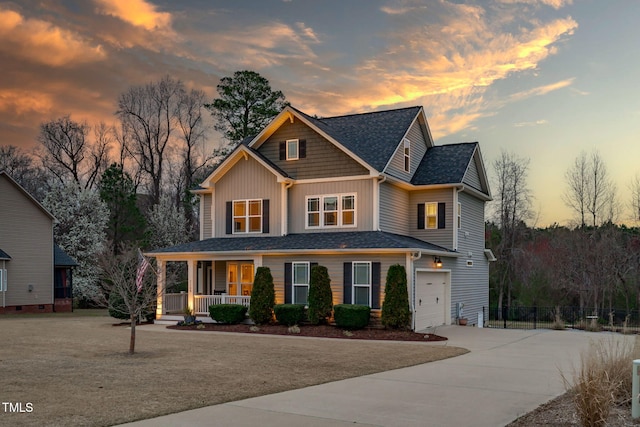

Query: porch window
[292,262,310,305]
[227,263,254,296]
[233,199,262,233]
[306,193,356,228]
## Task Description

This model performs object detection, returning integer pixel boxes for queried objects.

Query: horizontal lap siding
[214,156,282,237]
[463,156,482,190]
[379,182,409,236]
[0,177,53,306]
[263,253,406,306]
[202,193,212,239]
[409,188,454,249]
[385,120,428,180]
[288,179,374,233]
[258,118,368,179]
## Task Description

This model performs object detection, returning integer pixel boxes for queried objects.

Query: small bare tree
[100,247,159,354]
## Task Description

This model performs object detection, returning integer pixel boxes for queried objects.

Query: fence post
[503,306,507,329]
[533,306,537,329]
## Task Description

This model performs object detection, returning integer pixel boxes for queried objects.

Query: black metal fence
[483,306,640,330]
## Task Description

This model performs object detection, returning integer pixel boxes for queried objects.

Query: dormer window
[403,138,410,172]
[286,139,299,160]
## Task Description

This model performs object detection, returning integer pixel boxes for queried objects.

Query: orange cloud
[0,8,106,67]
[93,0,171,31]
[0,89,54,116]
[509,78,574,101]
[497,0,573,9]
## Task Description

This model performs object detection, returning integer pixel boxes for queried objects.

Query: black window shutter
[262,199,270,233]
[279,142,286,160]
[371,262,381,309]
[284,263,292,304]
[417,204,425,229]
[343,262,352,304]
[225,201,232,234]
[438,202,446,229]
[299,139,307,158]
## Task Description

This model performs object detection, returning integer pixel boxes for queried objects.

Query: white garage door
[415,271,446,331]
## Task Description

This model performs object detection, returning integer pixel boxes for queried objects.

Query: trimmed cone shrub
[274,304,305,326]
[381,264,411,329]
[308,265,333,325]
[249,266,275,325]
[209,304,247,324]
[334,304,370,329]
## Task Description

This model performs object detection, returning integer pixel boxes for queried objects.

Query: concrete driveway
[121,326,627,427]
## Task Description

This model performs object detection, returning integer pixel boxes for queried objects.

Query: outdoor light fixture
[433,256,443,269]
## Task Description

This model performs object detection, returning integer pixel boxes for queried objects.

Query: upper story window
[233,199,262,233]
[417,202,446,230]
[286,139,299,160]
[426,202,437,229]
[306,193,356,229]
[403,138,410,172]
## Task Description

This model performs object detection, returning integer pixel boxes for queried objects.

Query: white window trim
[352,261,371,306]
[305,193,357,229]
[0,268,6,292]
[403,138,410,173]
[232,199,263,234]
[286,139,299,161]
[292,262,310,305]
[457,202,462,229]
[425,202,438,230]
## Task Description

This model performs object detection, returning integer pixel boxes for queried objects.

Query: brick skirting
[0,304,54,314]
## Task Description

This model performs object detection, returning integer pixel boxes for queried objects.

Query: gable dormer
[382,108,433,182]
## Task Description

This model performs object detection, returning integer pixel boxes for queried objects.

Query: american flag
[136,251,150,293]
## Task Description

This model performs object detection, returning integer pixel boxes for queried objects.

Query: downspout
[281,180,294,235]
[409,251,422,331]
[374,175,387,231]
[453,186,463,251]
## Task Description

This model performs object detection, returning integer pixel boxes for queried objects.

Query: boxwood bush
[274,304,305,326]
[334,304,370,329]
[381,264,411,329]
[209,304,247,324]
[308,265,333,325]
[249,266,275,325]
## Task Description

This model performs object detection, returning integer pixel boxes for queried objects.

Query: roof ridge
[319,105,421,121]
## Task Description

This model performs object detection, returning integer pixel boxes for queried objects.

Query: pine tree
[308,265,333,325]
[381,264,411,329]
[249,267,275,325]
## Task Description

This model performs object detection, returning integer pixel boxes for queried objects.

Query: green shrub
[249,266,275,325]
[334,304,370,329]
[308,265,333,325]
[381,264,411,329]
[209,304,247,324]
[274,304,305,326]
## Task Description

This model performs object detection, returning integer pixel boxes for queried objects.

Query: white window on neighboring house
[286,139,299,160]
[426,202,438,229]
[352,262,371,306]
[292,262,310,305]
[306,194,357,228]
[233,199,262,233]
[403,138,410,172]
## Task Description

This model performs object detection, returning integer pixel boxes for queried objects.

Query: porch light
[433,256,443,269]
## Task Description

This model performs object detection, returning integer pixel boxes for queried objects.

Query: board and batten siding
[379,181,409,236]
[201,193,213,239]
[384,119,429,180]
[263,253,406,306]
[409,188,454,249]
[258,118,368,179]
[213,156,282,237]
[463,154,482,191]
[288,179,374,233]
[0,175,53,306]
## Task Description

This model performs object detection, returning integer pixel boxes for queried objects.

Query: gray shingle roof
[150,231,452,255]
[54,244,78,267]
[293,106,422,171]
[0,248,10,260]
[411,142,477,186]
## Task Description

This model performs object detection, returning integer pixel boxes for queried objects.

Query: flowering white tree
[43,184,109,302]
[146,194,191,249]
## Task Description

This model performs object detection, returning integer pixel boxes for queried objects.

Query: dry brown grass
[0,311,467,427]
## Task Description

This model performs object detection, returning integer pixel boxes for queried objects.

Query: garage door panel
[415,272,446,330]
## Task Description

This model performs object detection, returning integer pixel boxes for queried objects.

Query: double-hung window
[292,262,310,305]
[426,202,438,229]
[286,139,299,160]
[352,262,371,306]
[233,199,262,233]
[306,193,356,228]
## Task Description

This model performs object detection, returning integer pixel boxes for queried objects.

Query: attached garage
[414,270,450,331]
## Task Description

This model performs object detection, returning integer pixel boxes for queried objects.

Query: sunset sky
[1,0,639,226]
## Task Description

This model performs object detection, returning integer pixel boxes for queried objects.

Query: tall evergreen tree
[308,265,333,325]
[381,264,411,329]
[249,267,275,325]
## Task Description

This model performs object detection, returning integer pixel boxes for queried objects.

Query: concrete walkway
[120,326,625,427]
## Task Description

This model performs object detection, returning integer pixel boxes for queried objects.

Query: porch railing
[194,295,251,314]
[165,293,188,313]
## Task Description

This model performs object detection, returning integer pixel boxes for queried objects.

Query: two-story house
[150,105,494,331]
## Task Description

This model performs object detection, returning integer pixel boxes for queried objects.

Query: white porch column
[156,259,166,316]
[187,259,197,311]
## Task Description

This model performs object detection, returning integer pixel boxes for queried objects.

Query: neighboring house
[0,171,76,313]
[149,105,494,330]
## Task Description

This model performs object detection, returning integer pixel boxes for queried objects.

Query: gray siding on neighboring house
[379,181,409,236]
[408,188,454,249]
[202,193,213,239]
[385,119,429,180]
[258,118,369,179]
[463,155,482,190]
[213,156,282,237]
[263,253,406,306]
[0,176,53,306]
[288,179,374,233]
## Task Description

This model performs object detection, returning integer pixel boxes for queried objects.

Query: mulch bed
[167,322,447,342]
